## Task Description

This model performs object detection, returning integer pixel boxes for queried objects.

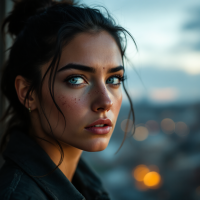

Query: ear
[15,75,37,111]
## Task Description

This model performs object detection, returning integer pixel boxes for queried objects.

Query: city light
[143,171,161,188]
[133,126,149,141]
[133,165,162,190]
[133,165,149,182]
[161,118,175,134]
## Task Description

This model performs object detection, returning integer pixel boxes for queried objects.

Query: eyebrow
[57,63,124,73]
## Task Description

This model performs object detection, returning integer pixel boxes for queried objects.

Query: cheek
[57,94,87,119]
[58,95,75,110]
[112,91,122,115]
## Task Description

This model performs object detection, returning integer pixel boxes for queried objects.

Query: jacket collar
[3,129,109,200]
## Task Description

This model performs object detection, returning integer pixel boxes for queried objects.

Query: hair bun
[2,0,76,37]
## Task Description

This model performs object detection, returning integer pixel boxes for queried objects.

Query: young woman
[0,0,135,199]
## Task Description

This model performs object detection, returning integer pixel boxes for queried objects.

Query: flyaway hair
[0,0,136,174]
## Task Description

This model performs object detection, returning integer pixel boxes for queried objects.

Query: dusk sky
[83,0,200,74]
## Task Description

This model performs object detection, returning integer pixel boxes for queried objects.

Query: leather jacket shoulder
[0,130,110,200]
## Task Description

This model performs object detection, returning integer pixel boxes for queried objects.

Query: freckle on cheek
[59,95,71,108]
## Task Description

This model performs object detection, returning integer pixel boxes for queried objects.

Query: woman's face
[36,31,123,152]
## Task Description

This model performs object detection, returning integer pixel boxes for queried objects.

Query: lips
[85,118,112,134]
[85,118,112,128]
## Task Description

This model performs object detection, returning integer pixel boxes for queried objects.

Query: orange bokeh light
[133,165,162,190]
[133,165,149,182]
[143,171,161,188]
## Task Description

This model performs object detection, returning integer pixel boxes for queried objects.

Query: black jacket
[0,129,110,200]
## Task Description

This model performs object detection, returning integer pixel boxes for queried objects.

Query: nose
[91,85,113,113]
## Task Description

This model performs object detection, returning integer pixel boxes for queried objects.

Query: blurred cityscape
[82,100,200,200]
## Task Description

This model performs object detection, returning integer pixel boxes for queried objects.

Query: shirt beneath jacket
[0,129,110,200]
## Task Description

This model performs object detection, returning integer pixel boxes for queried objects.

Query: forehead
[58,31,122,69]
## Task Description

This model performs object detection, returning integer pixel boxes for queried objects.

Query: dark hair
[0,0,136,168]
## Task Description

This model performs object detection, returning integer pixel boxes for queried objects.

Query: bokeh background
[1,0,200,200]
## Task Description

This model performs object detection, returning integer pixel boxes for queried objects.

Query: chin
[82,138,110,152]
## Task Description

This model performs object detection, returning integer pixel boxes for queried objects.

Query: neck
[44,141,83,182]
[29,117,82,182]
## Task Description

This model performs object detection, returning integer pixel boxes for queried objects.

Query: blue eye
[68,77,85,85]
[106,76,122,85]
[65,75,125,87]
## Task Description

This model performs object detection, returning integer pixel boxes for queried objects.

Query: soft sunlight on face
[37,31,123,152]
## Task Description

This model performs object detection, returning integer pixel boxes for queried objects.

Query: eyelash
[109,75,126,86]
[64,74,126,87]
[64,75,87,87]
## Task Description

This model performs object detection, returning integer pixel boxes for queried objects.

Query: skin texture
[15,31,123,181]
